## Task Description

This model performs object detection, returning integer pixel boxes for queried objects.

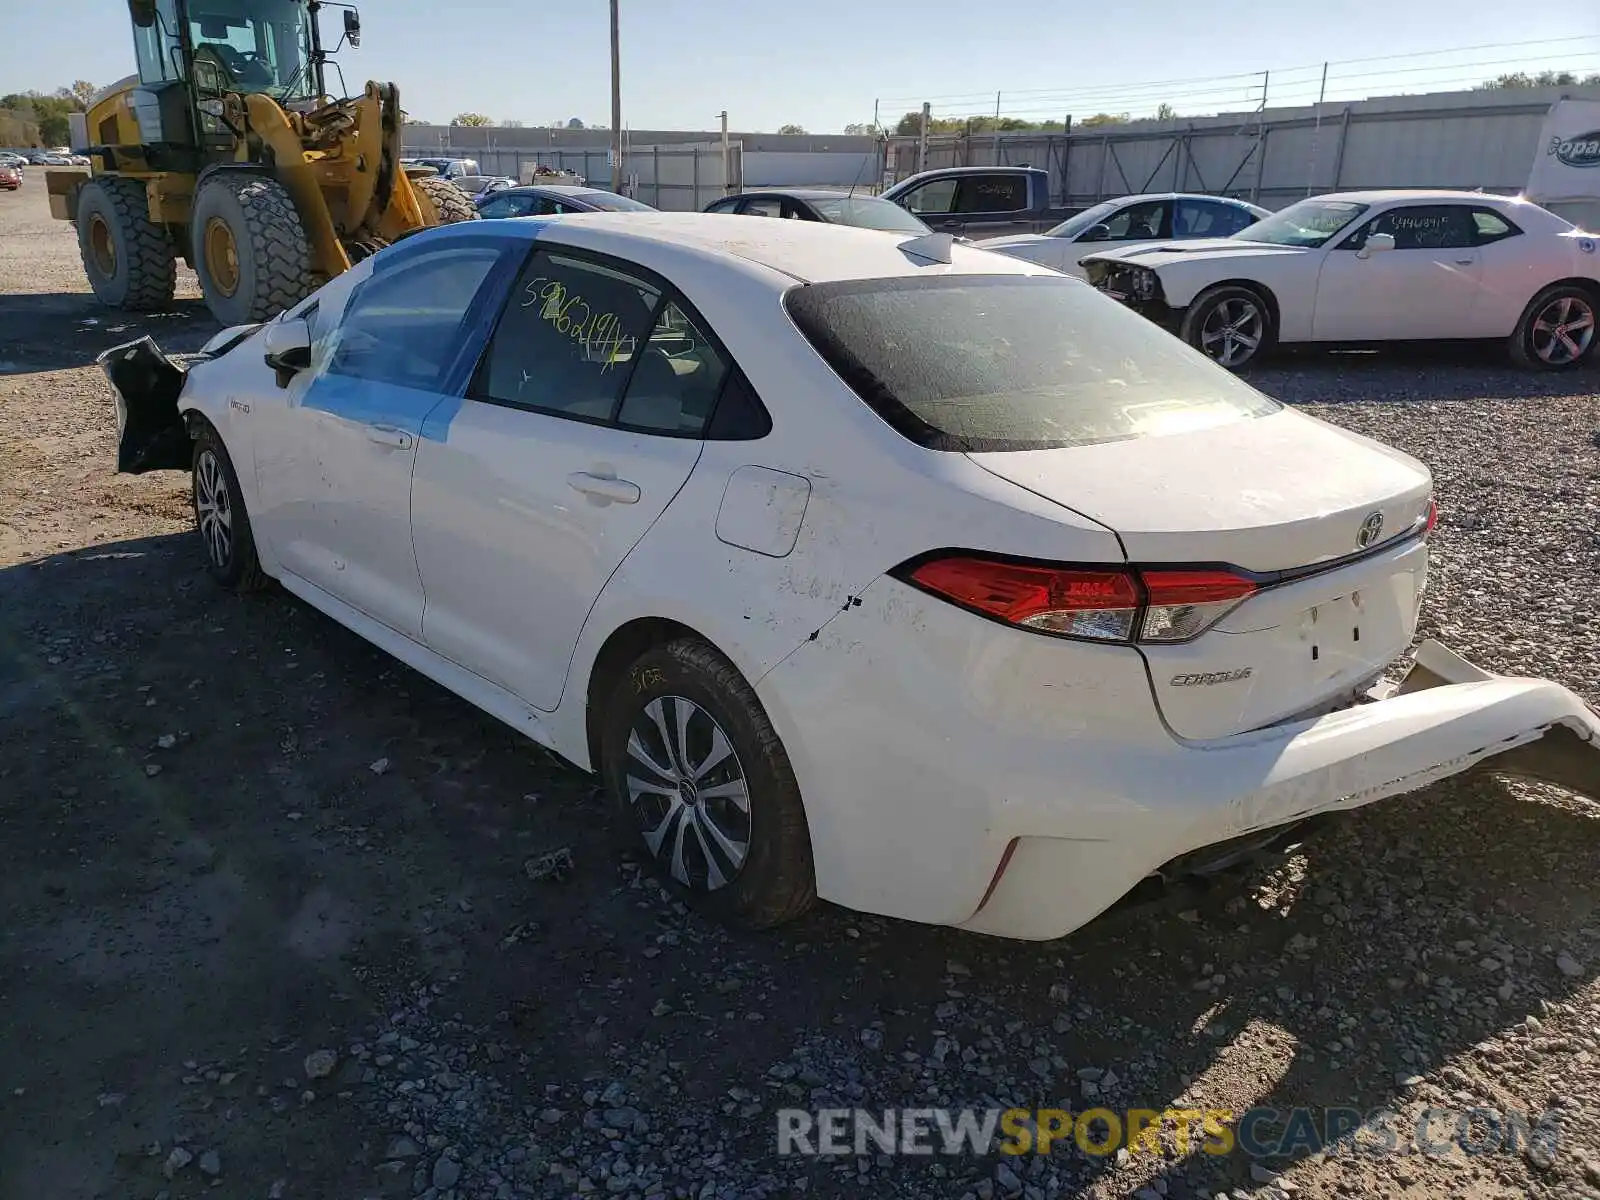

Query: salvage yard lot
[2,173,1599,1200]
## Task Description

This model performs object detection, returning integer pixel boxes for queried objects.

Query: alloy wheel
[624,695,751,891]
[1531,294,1596,365]
[195,449,233,568]
[1199,297,1264,368]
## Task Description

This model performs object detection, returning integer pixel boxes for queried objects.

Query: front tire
[1180,284,1274,370]
[192,422,267,593]
[190,172,313,327]
[75,176,177,310]
[1509,284,1597,370]
[600,639,816,929]
[412,176,480,226]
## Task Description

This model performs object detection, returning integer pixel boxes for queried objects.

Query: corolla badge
[1356,510,1385,549]
[1551,131,1600,169]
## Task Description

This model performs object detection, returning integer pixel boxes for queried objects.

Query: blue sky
[3,0,1596,132]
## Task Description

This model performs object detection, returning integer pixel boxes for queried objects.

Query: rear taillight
[908,557,1141,640]
[1139,569,1257,642]
[904,556,1256,645]
[1424,497,1439,538]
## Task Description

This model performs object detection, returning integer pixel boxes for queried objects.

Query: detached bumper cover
[961,640,1600,939]
[100,327,260,474]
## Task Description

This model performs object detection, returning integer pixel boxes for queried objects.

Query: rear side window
[475,249,661,421]
[955,174,1028,214]
[783,276,1280,452]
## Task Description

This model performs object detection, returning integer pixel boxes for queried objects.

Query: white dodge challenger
[103,214,1598,941]
[1081,189,1600,371]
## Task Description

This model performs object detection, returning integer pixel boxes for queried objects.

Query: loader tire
[76,176,177,311]
[412,175,480,226]
[191,172,313,327]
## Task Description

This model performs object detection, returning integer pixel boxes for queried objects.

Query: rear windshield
[783,275,1281,452]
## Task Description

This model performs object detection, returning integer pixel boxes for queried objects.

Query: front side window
[1097,199,1168,241]
[1342,205,1476,251]
[784,274,1280,453]
[575,191,655,212]
[739,197,784,218]
[808,195,929,233]
[479,194,533,219]
[898,177,958,215]
[1234,199,1369,247]
[954,174,1028,214]
[325,247,502,389]
[475,250,662,421]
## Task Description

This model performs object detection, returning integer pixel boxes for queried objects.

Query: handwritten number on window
[520,276,638,373]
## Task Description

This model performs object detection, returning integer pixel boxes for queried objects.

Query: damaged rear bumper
[961,640,1600,938]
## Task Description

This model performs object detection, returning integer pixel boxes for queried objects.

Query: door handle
[567,471,641,504]
[1453,257,1475,265]
[366,424,413,449]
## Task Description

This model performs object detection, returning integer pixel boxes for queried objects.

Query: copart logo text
[1551,131,1600,168]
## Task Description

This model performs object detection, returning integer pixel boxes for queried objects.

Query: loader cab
[126,0,340,147]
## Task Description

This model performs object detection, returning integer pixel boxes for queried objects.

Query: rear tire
[192,421,267,594]
[190,172,313,327]
[1180,284,1274,370]
[1508,283,1598,370]
[412,176,480,226]
[599,639,816,930]
[75,176,177,310]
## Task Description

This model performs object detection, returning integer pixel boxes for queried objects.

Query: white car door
[250,241,506,639]
[1312,204,1484,342]
[410,244,724,711]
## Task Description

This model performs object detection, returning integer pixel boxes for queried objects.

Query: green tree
[1079,112,1130,128]
[1477,70,1600,89]
[65,80,98,109]
[777,123,807,134]
[1155,102,1178,120]
[451,112,492,127]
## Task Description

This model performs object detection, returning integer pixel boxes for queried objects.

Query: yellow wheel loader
[46,0,477,327]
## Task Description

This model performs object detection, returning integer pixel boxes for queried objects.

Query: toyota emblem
[1356,510,1385,549]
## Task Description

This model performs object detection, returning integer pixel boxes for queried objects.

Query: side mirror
[264,318,312,387]
[343,8,361,46]
[1078,223,1112,243]
[1358,232,1396,259]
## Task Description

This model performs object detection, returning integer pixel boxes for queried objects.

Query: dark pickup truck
[880,166,1078,240]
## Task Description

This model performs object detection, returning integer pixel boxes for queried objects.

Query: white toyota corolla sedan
[104,214,1599,941]
[1081,190,1600,371]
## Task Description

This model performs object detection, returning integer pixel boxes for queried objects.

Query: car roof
[1092,192,1267,208]
[496,184,604,197]
[728,189,881,201]
[1306,189,1522,205]
[419,211,1053,285]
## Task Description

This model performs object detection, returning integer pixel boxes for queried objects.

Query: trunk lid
[968,408,1435,739]
[967,407,1431,573]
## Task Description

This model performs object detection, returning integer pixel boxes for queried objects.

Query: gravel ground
[2,172,1599,1200]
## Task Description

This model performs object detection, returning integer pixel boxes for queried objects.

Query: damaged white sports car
[103,214,1599,941]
